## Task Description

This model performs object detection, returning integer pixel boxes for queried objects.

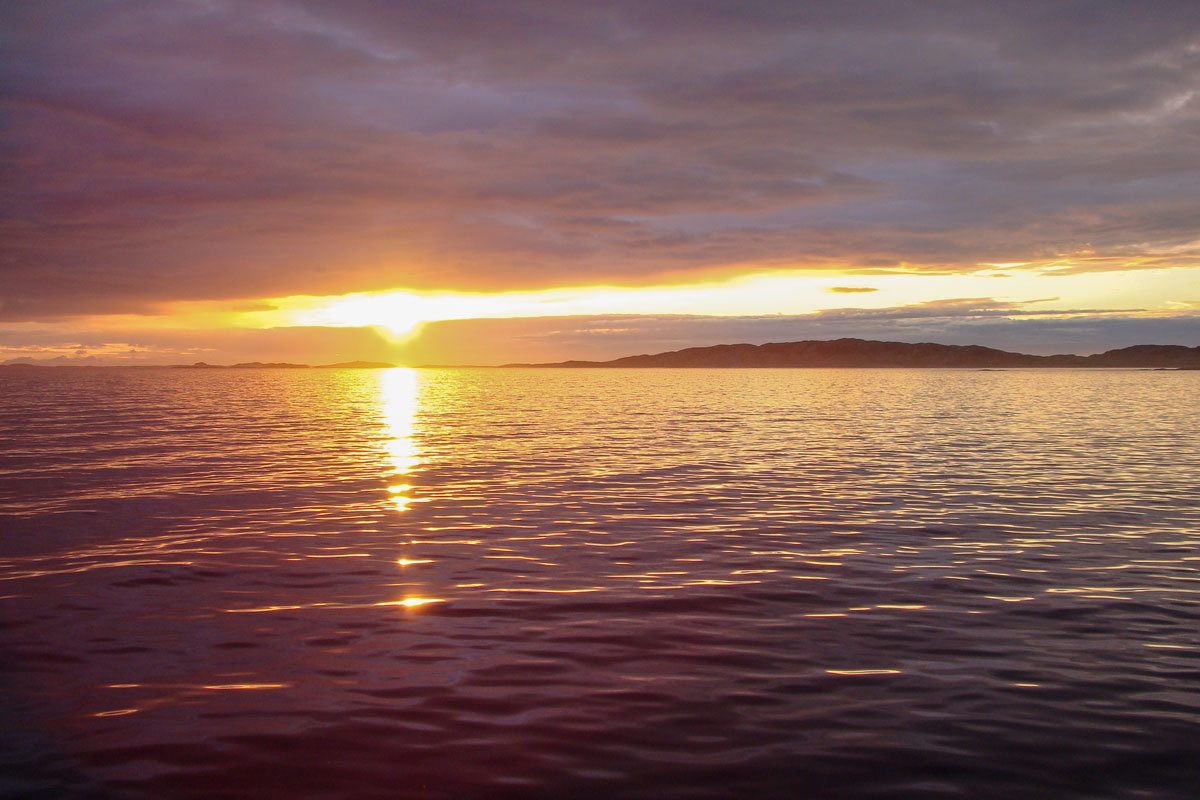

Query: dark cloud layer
[3,1,1199,318]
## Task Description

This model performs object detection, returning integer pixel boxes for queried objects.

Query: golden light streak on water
[482,587,605,594]
[303,553,372,558]
[376,598,445,607]
[380,368,422,512]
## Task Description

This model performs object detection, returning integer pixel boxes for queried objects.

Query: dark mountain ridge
[504,339,1200,369]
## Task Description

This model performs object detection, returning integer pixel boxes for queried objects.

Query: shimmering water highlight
[2,367,1199,799]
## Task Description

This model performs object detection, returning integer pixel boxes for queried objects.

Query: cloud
[828,286,878,293]
[2,1,1199,318]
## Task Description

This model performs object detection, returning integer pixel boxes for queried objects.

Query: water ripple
[2,367,1199,799]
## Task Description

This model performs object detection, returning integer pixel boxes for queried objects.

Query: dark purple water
[2,367,1199,799]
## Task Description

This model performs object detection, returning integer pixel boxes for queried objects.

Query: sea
[1,367,1198,800]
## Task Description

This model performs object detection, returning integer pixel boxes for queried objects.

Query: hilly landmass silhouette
[503,339,1200,369]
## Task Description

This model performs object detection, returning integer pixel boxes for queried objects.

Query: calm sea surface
[2,367,1199,799]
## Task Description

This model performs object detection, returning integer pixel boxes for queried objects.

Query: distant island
[503,339,1200,369]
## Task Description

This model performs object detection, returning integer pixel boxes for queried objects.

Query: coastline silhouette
[504,338,1200,369]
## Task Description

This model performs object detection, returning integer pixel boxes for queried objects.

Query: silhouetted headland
[503,339,1200,369]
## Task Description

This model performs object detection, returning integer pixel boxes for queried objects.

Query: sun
[289,290,511,337]
[304,292,435,336]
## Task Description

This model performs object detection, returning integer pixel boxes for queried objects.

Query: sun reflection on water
[375,597,444,608]
[380,368,422,511]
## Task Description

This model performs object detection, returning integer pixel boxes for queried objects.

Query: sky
[2,0,1198,365]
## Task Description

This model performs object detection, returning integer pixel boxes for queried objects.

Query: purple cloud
[2,1,1199,320]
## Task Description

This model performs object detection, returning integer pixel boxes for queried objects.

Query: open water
[1,367,1199,799]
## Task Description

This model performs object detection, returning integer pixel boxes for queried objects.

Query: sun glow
[267,265,1200,337]
[276,270,915,335]
[49,264,1197,343]
[280,273,861,335]
[298,292,503,337]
